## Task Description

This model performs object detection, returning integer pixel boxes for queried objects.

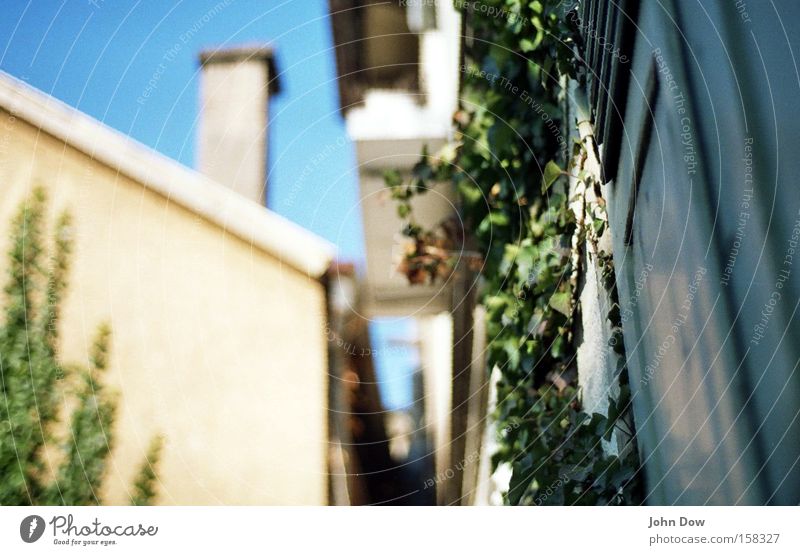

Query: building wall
[584,0,800,504]
[0,110,328,505]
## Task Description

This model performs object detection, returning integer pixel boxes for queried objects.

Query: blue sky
[0,0,415,410]
[0,0,362,260]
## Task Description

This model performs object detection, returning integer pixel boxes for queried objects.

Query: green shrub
[0,188,161,505]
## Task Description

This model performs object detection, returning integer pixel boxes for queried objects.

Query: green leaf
[508,458,535,505]
[548,291,571,316]
[542,160,563,193]
[519,38,537,53]
[412,159,434,190]
[488,121,514,153]
[383,169,402,188]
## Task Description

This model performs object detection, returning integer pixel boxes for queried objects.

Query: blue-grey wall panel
[597,0,800,504]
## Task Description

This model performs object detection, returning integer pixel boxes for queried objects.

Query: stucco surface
[0,110,328,504]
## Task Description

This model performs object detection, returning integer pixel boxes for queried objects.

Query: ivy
[386,0,641,504]
[0,189,162,505]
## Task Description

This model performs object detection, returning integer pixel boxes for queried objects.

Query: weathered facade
[579,0,800,504]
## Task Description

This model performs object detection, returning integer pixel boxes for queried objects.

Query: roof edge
[0,70,334,279]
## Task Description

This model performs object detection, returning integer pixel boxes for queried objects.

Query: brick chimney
[198,45,280,206]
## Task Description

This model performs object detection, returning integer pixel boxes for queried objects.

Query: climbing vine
[386,0,641,504]
[0,189,162,505]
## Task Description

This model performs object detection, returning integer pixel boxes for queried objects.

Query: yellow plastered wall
[0,110,328,505]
